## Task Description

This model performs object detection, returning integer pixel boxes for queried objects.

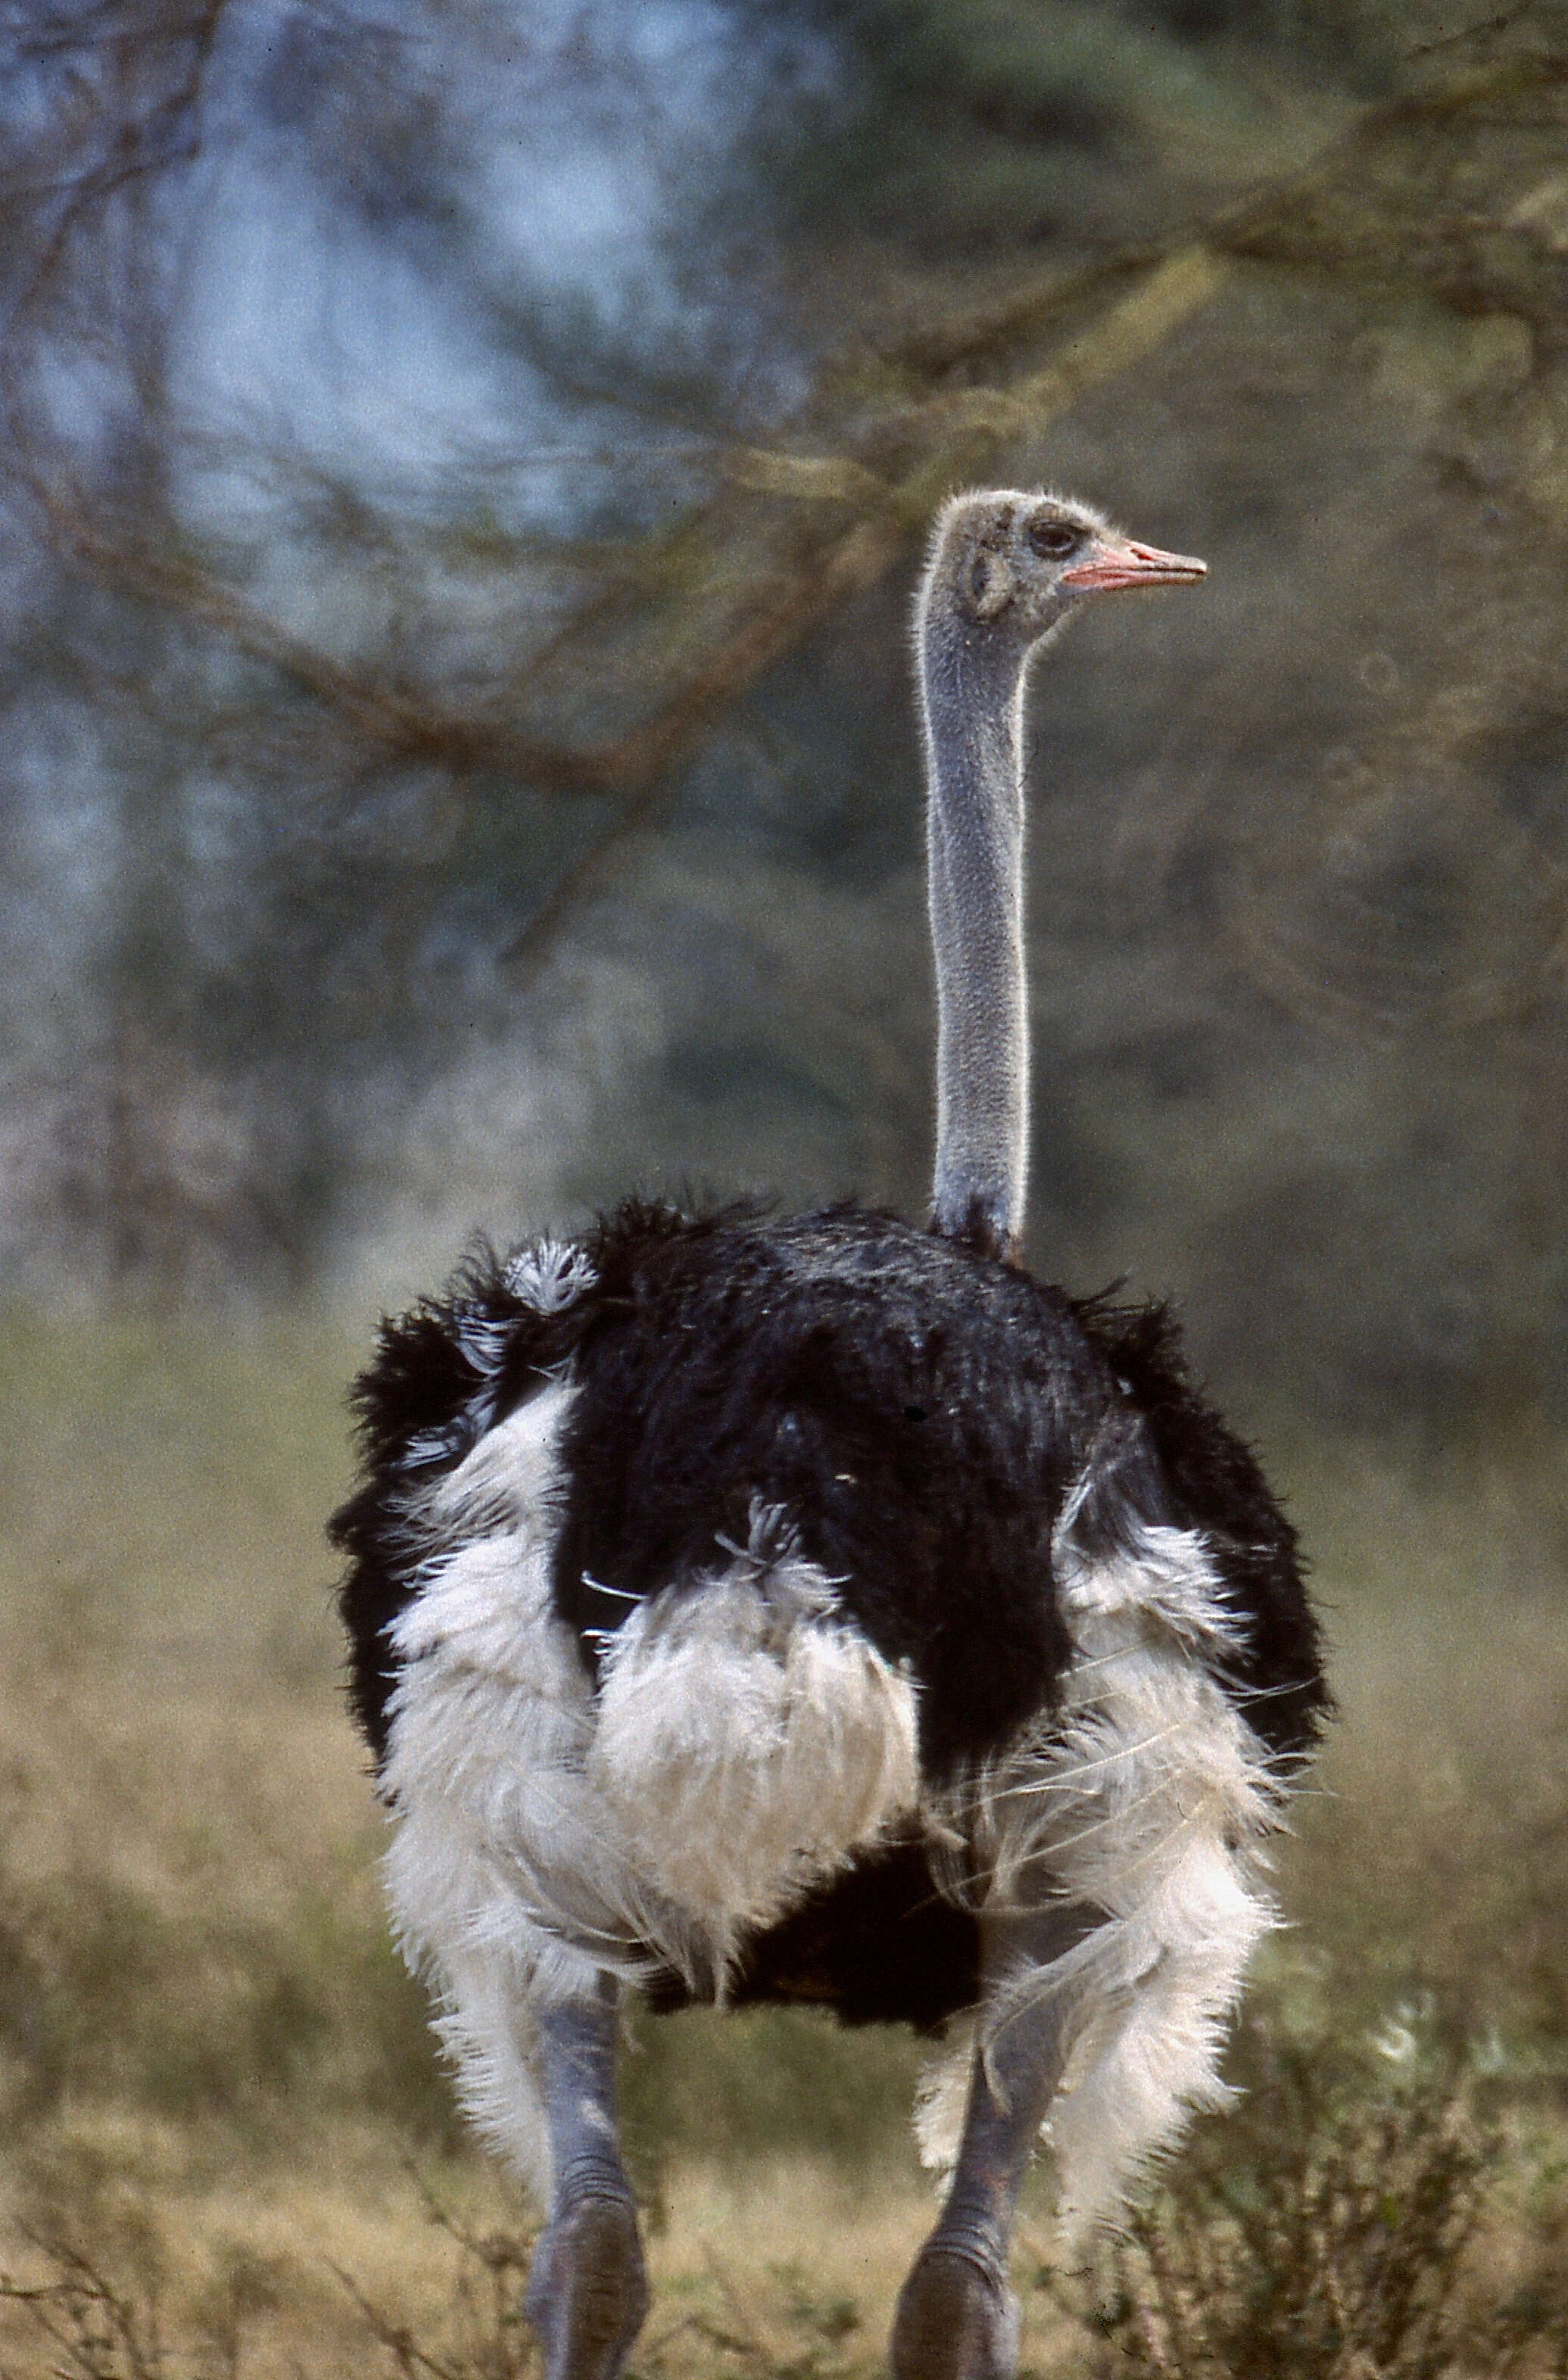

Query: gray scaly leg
[891,1905,1092,2380]
[524,1978,649,2380]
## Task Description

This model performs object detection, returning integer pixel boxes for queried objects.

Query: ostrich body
[334,491,1328,2380]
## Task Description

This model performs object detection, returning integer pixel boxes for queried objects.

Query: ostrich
[332,489,1328,2380]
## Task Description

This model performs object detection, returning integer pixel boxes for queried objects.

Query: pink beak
[1059,535,1208,593]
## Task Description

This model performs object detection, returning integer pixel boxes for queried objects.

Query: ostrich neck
[920,606,1032,1256]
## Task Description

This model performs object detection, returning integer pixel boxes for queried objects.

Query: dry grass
[0,1310,1565,2375]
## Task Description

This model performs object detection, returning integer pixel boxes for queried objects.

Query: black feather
[646,1835,981,2032]
[332,1198,1329,2029]
[330,1242,579,1760]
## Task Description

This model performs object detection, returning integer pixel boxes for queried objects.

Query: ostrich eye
[1027,519,1080,560]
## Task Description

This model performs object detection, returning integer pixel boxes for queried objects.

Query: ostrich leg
[891,1905,1089,2380]
[525,1978,649,2380]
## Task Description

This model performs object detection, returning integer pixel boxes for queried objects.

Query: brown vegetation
[0,1319,1564,2375]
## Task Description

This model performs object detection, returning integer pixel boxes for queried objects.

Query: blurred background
[2,2,1568,2373]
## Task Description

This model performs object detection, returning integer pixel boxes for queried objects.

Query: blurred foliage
[3,0,1568,1435]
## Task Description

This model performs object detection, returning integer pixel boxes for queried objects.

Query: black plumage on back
[337,1199,1325,1823]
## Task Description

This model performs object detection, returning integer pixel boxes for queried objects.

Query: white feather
[505,1237,597,1313]
[381,1391,921,2196]
[590,1506,919,1967]
[918,1503,1280,2254]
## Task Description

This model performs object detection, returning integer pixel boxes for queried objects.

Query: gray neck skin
[920,603,1040,1257]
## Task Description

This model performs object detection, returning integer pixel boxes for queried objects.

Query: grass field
[1,1307,1566,2376]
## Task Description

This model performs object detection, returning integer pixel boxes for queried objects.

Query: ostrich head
[923,488,1207,655]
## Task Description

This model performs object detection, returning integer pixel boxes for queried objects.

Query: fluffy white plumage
[918,1495,1278,2246]
[591,1503,918,1964]
[382,1380,1277,2238]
